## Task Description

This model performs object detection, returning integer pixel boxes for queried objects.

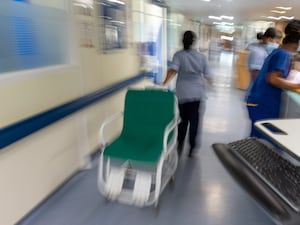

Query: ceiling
[164,0,300,25]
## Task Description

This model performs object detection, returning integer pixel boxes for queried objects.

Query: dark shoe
[188,148,194,158]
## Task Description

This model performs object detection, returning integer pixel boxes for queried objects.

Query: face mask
[265,43,279,54]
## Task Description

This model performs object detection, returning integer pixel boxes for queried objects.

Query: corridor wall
[0,0,142,224]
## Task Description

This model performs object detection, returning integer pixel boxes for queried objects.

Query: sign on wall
[97,0,127,52]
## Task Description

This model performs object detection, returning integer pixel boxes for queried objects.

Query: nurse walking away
[246,31,300,138]
[163,30,212,157]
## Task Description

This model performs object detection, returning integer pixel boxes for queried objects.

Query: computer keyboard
[227,137,300,212]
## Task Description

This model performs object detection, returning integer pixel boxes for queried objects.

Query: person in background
[245,32,264,50]
[162,30,211,157]
[247,27,283,83]
[246,32,300,138]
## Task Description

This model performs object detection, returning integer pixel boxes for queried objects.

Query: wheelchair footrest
[105,167,126,200]
[132,172,152,207]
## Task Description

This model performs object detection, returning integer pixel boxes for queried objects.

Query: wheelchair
[97,88,180,208]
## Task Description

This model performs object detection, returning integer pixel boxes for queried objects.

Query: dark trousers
[177,101,200,150]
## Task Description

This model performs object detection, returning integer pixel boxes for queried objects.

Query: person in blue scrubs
[163,30,211,157]
[247,28,283,83]
[246,32,300,138]
[245,28,283,102]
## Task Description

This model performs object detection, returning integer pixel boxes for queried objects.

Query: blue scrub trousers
[247,104,280,138]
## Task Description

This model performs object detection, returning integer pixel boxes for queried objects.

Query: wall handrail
[0,72,150,149]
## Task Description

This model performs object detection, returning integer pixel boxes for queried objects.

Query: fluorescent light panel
[275,6,292,10]
[209,16,221,20]
[209,15,234,20]
[107,0,125,5]
[221,35,234,41]
[263,16,294,20]
[213,21,234,26]
[270,10,286,14]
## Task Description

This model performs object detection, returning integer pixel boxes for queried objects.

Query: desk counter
[281,90,300,118]
[255,118,300,160]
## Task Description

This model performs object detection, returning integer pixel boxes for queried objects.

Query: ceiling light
[208,15,234,20]
[203,0,211,2]
[221,35,234,41]
[275,6,292,10]
[74,0,93,3]
[111,20,125,24]
[213,21,234,26]
[107,0,125,5]
[221,16,234,20]
[209,16,222,20]
[264,16,294,20]
[271,10,286,14]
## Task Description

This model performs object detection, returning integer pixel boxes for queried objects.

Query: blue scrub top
[247,48,292,112]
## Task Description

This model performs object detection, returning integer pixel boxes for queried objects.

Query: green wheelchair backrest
[121,89,175,142]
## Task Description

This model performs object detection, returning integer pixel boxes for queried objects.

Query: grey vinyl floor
[17,51,276,225]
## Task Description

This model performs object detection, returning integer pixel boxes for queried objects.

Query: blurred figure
[245,31,264,50]
[247,27,283,83]
[246,32,300,138]
[163,30,212,157]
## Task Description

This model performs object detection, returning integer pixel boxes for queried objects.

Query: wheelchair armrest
[98,112,123,149]
[163,116,180,155]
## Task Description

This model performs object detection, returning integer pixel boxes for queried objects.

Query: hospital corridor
[16,52,274,225]
[1,1,300,225]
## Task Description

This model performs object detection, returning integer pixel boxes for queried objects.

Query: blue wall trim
[0,72,149,149]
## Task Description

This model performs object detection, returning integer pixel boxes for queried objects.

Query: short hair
[263,27,282,39]
[182,30,196,50]
[282,32,300,44]
[285,20,300,35]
